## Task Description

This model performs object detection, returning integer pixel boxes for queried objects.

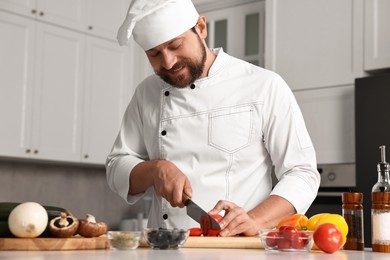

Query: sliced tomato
[210,213,223,223]
[207,229,221,236]
[200,215,211,236]
[189,227,203,236]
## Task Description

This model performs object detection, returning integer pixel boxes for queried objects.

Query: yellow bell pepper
[307,213,349,248]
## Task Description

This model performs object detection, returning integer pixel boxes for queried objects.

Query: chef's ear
[195,16,208,39]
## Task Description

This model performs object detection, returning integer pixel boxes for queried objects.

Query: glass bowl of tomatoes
[260,227,314,251]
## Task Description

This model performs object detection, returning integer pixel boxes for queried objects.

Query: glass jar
[342,192,364,250]
[371,192,390,252]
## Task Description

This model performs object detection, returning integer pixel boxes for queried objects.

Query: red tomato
[313,223,343,254]
[200,215,211,236]
[265,231,279,247]
[281,226,299,241]
[207,229,221,236]
[277,238,291,249]
[291,235,305,249]
[210,214,223,223]
[189,227,203,236]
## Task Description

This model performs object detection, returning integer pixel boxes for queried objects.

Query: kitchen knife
[182,193,221,230]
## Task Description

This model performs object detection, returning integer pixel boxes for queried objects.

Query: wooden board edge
[0,236,110,251]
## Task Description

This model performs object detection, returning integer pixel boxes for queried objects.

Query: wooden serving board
[140,236,264,249]
[0,236,110,251]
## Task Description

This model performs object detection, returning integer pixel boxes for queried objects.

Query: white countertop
[0,248,389,260]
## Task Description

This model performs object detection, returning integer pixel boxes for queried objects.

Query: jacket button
[161,130,167,136]
[163,214,168,220]
[164,91,170,96]
[190,84,195,89]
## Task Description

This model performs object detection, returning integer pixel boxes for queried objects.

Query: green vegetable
[0,202,69,238]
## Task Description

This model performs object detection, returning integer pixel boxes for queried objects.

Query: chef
[106,0,320,237]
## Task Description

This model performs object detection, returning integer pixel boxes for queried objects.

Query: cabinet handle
[31,9,37,14]
[88,26,93,30]
[39,11,44,16]
[33,150,39,154]
[84,154,89,159]
[26,149,31,153]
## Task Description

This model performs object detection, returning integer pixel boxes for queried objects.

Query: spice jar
[371,145,390,252]
[342,192,364,250]
[372,192,390,252]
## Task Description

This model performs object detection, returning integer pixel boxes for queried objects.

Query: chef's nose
[160,51,177,70]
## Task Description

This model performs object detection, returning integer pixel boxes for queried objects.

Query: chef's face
[146,27,207,88]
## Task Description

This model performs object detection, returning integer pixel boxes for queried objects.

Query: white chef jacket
[106,48,320,229]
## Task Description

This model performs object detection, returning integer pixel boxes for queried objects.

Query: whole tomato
[313,223,343,253]
[265,231,279,247]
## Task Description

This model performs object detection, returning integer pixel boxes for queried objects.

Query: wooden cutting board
[0,236,110,251]
[140,236,264,249]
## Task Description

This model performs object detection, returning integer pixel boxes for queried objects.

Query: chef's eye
[148,50,160,58]
[169,41,182,51]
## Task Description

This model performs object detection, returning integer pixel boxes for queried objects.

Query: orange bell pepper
[277,213,308,230]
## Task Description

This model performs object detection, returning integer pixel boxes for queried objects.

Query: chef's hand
[208,200,258,237]
[152,160,192,208]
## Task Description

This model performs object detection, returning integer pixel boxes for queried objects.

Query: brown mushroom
[49,212,79,238]
[77,214,107,237]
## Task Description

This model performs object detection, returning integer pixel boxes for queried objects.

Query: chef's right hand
[152,160,192,208]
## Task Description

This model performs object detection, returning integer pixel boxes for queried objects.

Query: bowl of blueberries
[143,228,189,249]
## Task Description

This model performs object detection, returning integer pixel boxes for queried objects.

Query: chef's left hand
[208,200,259,237]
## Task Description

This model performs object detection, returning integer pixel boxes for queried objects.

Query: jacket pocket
[208,105,253,153]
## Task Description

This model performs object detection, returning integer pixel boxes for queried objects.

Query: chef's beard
[156,34,207,89]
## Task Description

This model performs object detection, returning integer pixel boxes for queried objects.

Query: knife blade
[182,193,221,230]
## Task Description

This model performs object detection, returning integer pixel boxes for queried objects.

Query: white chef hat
[117,0,199,50]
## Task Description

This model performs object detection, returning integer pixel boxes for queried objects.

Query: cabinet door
[293,86,355,164]
[0,0,37,17]
[364,0,390,71]
[86,0,130,41]
[30,22,84,162]
[81,36,131,164]
[36,0,86,32]
[0,12,35,158]
[266,0,364,90]
[202,1,265,66]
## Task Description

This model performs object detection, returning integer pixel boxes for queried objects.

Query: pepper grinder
[371,145,390,252]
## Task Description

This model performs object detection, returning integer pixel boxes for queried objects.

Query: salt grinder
[371,145,390,252]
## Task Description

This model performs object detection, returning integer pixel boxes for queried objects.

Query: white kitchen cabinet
[81,37,132,164]
[364,0,390,71]
[0,12,84,162]
[85,0,130,41]
[200,0,265,66]
[293,86,355,164]
[0,0,130,41]
[0,0,87,33]
[0,12,35,158]
[265,0,365,90]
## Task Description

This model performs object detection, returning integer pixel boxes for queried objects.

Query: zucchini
[0,202,70,237]
[0,220,14,238]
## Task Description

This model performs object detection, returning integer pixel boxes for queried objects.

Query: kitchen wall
[0,159,146,230]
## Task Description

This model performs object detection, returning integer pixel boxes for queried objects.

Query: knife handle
[182,193,190,206]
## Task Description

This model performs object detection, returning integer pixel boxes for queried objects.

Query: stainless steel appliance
[305,163,356,217]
